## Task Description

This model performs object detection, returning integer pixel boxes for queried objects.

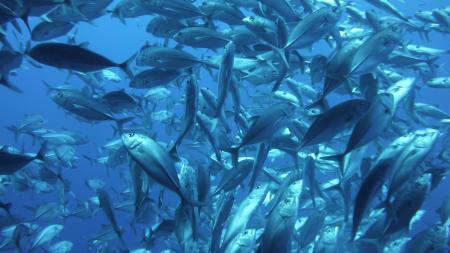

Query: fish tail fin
[62,0,87,22]
[272,66,287,91]
[306,96,328,110]
[35,142,47,161]
[322,153,345,174]
[117,228,128,248]
[19,6,31,33]
[42,81,55,95]
[270,46,290,92]
[1,202,13,219]
[83,155,96,166]
[107,8,127,25]
[16,242,24,253]
[119,53,137,79]
[168,144,181,162]
[0,75,22,93]
[269,43,289,69]
[3,202,11,212]
[381,200,396,236]
[5,125,20,141]
[222,146,239,170]
[22,40,31,56]
[426,57,438,72]
[114,117,134,134]
[203,14,215,29]
[350,220,359,241]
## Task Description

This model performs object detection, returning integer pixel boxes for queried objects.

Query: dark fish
[0,142,46,175]
[215,41,235,117]
[130,68,182,89]
[102,89,140,113]
[169,75,198,156]
[0,74,22,93]
[28,43,135,78]
[300,99,370,148]
[351,158,395,239]
[323,93,394,169]
[211,193,234,253]
[97,189,125,246]
[224,102,295,169]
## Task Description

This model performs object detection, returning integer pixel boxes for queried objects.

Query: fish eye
[256,185,261,189]
[249,16,255,21]
[58,91,63,97]
[128,133,135,137]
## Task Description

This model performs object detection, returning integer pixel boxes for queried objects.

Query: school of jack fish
[0,0,450,252]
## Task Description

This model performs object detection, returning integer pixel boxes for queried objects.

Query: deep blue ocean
[1,0,450,252]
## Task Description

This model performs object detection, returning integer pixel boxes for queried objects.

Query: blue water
[1,0,450,252]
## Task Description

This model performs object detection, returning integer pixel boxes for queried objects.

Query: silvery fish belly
[1,0,449,253]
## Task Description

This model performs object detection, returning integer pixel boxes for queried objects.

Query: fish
[284,7,342,50]
[351,158,396,239]
[48,240,74,253]
[130,68,182,89]
[122,132,184,198]
[50,88,134,128]
[222,184,268,249]
[300,99,370,148]
[174,27,230,49]
[0,142,46,175]
[349,26,403,76]
[258,180,302,253]
[211,193,235,253]
[28,43,135,78]
[5,114,46,141]
[135,45,207,70]
[386,128,439,203]
[404,223,449,253]
[224,102,295,169]
[96,189,126,246]
[30,224,64,252]
[169,75,198,157]
[215,41,235,117]
[31,21,75,41]
[383,173,431,236]
[323,93,395,169]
